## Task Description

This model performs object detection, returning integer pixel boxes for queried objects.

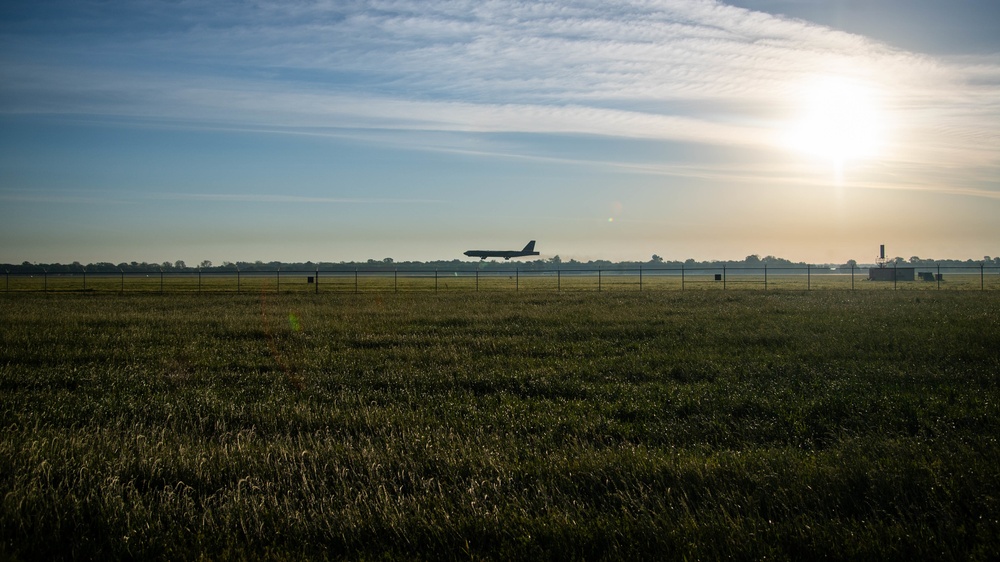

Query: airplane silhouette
[464,240,540,261]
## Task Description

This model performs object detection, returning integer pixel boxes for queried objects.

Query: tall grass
[1,291,998,560]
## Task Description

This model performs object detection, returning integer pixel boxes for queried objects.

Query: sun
[784,76,885,172]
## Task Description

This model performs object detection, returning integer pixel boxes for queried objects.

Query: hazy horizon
[2,1,998,265]
[6,251,998,270]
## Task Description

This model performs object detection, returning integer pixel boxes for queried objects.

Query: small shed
[868,267,915,282]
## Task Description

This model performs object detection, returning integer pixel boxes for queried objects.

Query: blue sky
[2,0,998,264]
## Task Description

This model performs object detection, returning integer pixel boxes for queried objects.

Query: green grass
[1,291,998,560]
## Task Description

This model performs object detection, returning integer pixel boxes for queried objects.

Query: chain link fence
[4,264,999,293]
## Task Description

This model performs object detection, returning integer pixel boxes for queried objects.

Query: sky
[1,0,998,265]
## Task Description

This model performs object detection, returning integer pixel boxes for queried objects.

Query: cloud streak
[1,0,998,198]
[153,192,445,205]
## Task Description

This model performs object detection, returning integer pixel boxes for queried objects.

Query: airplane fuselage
[464,240,539,261]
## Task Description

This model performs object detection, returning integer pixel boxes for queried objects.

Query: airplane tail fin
[522,240,536,253]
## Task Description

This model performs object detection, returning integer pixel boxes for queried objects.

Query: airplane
[464,240,540,261]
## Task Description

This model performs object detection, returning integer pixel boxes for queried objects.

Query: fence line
[4,263,999,294]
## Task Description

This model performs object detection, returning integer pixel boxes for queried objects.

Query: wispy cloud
[2,0,998,197]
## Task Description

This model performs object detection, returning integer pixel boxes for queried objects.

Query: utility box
[307,276,314,284]
[714,274,722,281]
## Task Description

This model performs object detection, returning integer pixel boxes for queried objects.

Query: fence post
[4,270,7,292]
[160,268,164,294]
[982,263,985,291]
[639,265,643,292]
[476,270,479,292]
[893,262,897,291]
[120,268,124,293]
[315,268,319,294]
[82,266,86,291]
[851,263,855,290]
[807,264,810,290]
[355,269,358,294]
[198,268,202,293]
[557,269,561,292]
[764,264,768,291]
[43,269,47,293]
[936,264,940,290]
[681,263,685,291]
[435,269,438,293]
[277,269,280,294]
[723,265,726,290]
[598,268,602,292]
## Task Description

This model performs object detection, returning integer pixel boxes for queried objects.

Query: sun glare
[785,76,885,174]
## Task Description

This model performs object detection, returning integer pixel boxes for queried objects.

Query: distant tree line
[4,254,999,274]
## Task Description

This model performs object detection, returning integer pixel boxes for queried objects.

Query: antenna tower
[876,244,887,268]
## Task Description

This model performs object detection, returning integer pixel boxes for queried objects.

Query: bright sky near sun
[1,0,998,264]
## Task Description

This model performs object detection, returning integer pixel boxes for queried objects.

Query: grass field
[1,291,999,560]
